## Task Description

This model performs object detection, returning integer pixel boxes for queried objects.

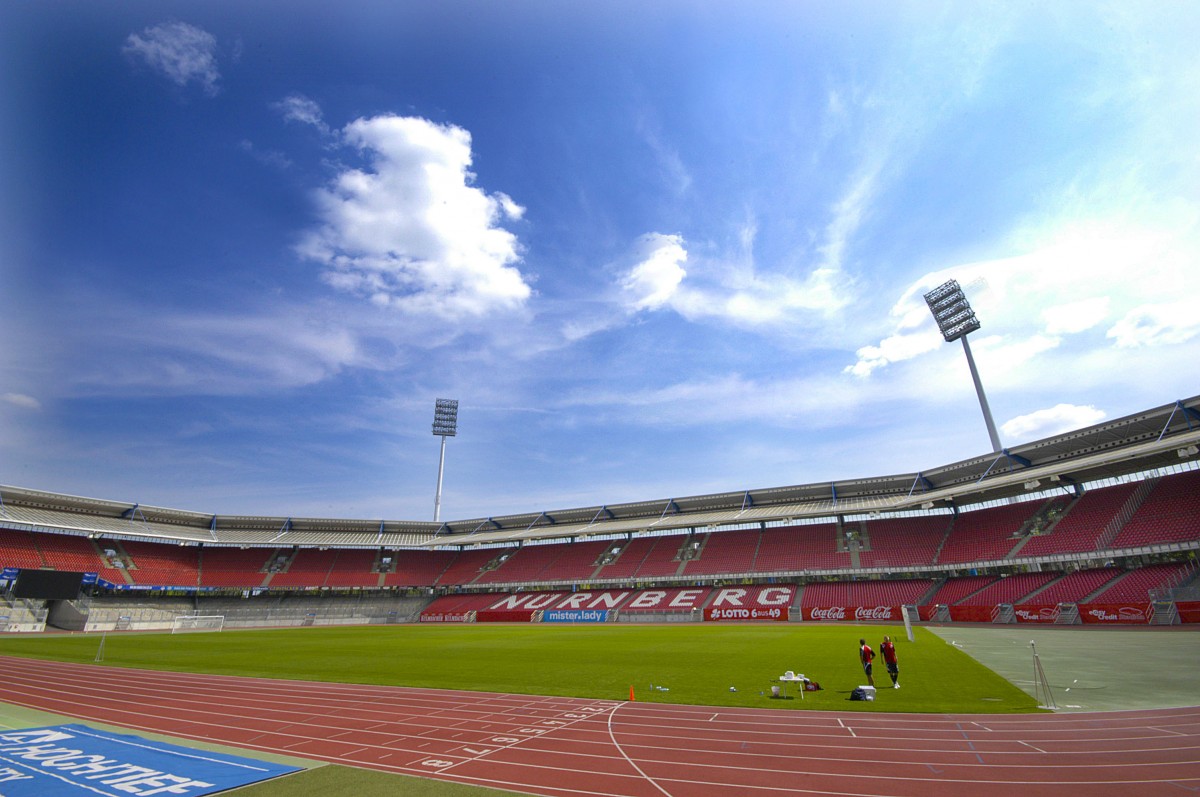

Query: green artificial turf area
[230,764,531,797]
[0,623,1038,714]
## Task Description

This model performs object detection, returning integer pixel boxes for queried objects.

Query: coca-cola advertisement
[1078,603,1151,624]
[802,605,897,621]
[1013,605,1059,624]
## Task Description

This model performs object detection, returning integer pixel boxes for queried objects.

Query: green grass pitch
[0,622,1038,714]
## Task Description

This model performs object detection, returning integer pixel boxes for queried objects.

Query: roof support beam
[1004,449,1033,469]
[268,518,293,543]
[1158,399,1200,440]
[908,473,935,497]
[121,503,148,522]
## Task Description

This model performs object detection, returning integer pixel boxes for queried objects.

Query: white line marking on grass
[838,718,856,738]
[606,703,674,797]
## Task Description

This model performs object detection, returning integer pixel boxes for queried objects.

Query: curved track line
[606,701,673,797]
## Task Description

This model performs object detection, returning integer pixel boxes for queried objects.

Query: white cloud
[298,114,532,320]
[1107,301,1200,348]
[1042,297,1110,335]
[1001,403,1107,441]
[273,93,329,134]
[846,328,942,377]
[612,228,851,331]
[123,22,220,96]
[2,393,41,410]
[847,213,1200,378]
[619,233,687,311]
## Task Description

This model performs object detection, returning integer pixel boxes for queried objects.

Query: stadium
[5,4,1200,795]
[2,394,1199,796]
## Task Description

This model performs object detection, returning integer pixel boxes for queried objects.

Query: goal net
[171,614,225,634]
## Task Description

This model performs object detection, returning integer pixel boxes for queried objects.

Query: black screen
[12,569,85,600]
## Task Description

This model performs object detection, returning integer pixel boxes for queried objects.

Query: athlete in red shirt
[859,638,875,686]
[880,635,899,688]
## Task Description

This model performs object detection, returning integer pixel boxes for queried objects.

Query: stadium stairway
[789,584,805,617]
[918,579,945,605]
[90,538,134,585]
[1019,572,1069,603]
[1093,478,1158,550]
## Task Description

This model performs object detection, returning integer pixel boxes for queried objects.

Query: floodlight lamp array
[923,279,981,342]
[432,398,459,437]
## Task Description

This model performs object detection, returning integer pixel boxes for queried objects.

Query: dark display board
[12,569,85,600]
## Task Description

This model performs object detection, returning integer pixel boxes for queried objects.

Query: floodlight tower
[432,398,459,522]
[923,279,1002,453]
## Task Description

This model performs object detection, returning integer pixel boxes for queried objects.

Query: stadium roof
[2,395,1198,549]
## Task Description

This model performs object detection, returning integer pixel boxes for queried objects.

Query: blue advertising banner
[541,609,609,623]
[0,724,300,797]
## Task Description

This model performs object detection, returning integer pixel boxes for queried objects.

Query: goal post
[171,615,225,634]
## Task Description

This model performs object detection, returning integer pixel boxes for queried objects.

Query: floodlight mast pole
[432,398,459,523]
[434,434,448,522]
[923,279,1002,454]
[960,335,1002,453]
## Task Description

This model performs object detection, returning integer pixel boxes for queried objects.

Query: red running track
[2,655,1198,796]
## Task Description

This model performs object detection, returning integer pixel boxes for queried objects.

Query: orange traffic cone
[629,685,635,701]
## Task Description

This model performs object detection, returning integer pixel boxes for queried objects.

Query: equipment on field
[171,615,225,634]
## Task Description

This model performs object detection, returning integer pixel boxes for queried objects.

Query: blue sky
[2,2,1198,521]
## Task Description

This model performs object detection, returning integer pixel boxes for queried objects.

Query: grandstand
[2,395,1199,629]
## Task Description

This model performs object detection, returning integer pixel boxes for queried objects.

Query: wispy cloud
[298,114,532,320]
[609,229,851,332]
[238,139,292,170]
[619,233,687,312]
[60,306,374,397]
[1001,403,1106,441]
[2,393,41,411]
[1108,301,1200,348]
[123,22,220,96]
[846,208,1200,379]
[273,93,330,135]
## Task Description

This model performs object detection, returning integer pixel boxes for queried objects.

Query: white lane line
[607,702,674,797]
